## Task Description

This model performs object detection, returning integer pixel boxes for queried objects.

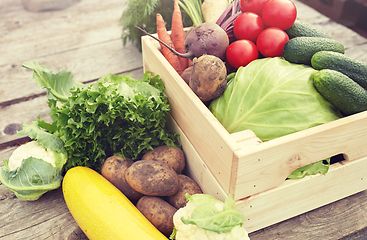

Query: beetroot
[136,22,229,60]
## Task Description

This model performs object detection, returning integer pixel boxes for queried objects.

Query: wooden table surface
[1,0,367,239]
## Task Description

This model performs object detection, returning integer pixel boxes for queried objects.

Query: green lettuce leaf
[22,62,84,103]
[0,157,62,201]
[181,194,245,234]
[210,57,342,141]
[288,158,331,179]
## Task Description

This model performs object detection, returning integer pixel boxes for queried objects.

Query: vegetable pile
[2,1,367,240]
[62,143,249,239]
[138,0,367,179]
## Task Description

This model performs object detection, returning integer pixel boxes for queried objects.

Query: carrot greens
[177,0,204,26]
[120,0,193,51]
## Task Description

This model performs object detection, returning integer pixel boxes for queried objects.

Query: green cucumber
[286,20,332,39]
[313,69,367,115]
[283,37,344,65]
[311,51,367,88]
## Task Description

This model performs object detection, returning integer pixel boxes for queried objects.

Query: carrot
[156,13,182,75]
[188,59,194,67]
[171,0,188,73]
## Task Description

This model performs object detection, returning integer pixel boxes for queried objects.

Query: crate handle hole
[330,153,345,164]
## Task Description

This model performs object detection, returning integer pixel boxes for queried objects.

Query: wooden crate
[141,35,367,233]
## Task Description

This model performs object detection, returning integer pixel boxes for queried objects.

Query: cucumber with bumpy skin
[313,69,367,116]
[286,20,332,39]
[283,37,344,65]
[311,51,367,88]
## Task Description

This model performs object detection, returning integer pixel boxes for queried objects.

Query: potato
[142,145,185,174]
[167,174,203,209]
[101,155,143,201]
[125,160,180,196]
[189,55,227,102]
[136,196,177,237]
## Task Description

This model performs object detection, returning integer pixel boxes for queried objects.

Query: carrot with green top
[156,13,182,75]
[171,0,188,73]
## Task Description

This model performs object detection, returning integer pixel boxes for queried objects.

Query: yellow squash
[62,166,168,240]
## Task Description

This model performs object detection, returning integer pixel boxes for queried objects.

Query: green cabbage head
[0,121,67,201]
[210,57,342,141]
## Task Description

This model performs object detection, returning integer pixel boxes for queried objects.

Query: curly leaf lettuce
[23,62,179,173]
[210,57,342,141]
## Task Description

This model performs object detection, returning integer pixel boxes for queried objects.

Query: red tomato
[226,40,259,69]
[262,0,297,30]
[240,0,271,16]
[256,27,289,57]
[234,12,264,43]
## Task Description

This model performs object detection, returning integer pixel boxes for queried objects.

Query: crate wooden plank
[142,36,239,194]
[166,116,228,200]
[248,190,367,239]
[238,157,367,232]
[233,110,367,199]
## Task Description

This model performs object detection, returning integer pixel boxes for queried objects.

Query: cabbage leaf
[0,121,67,201]
[181,194,245,234]
[0,157,62,201]
[210,57,342,141]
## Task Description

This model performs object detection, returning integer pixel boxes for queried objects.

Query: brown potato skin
[142,145,185,174]
[167,174,203,209]
[101,155,143,201]
[136,196,177,237]
[125,159,180,196]
[189,55,227,102]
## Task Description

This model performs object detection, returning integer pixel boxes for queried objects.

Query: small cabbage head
[0,121,67,201]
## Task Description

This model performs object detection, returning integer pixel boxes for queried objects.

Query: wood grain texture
[0,0,143,103]
[249,190,367,239]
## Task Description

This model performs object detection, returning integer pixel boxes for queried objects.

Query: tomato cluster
[226,0,297,69]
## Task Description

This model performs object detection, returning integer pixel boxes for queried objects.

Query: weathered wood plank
[0,0,125,65]
[0,0,142,103]
[0,184,80,239]
[0,38,143,103]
